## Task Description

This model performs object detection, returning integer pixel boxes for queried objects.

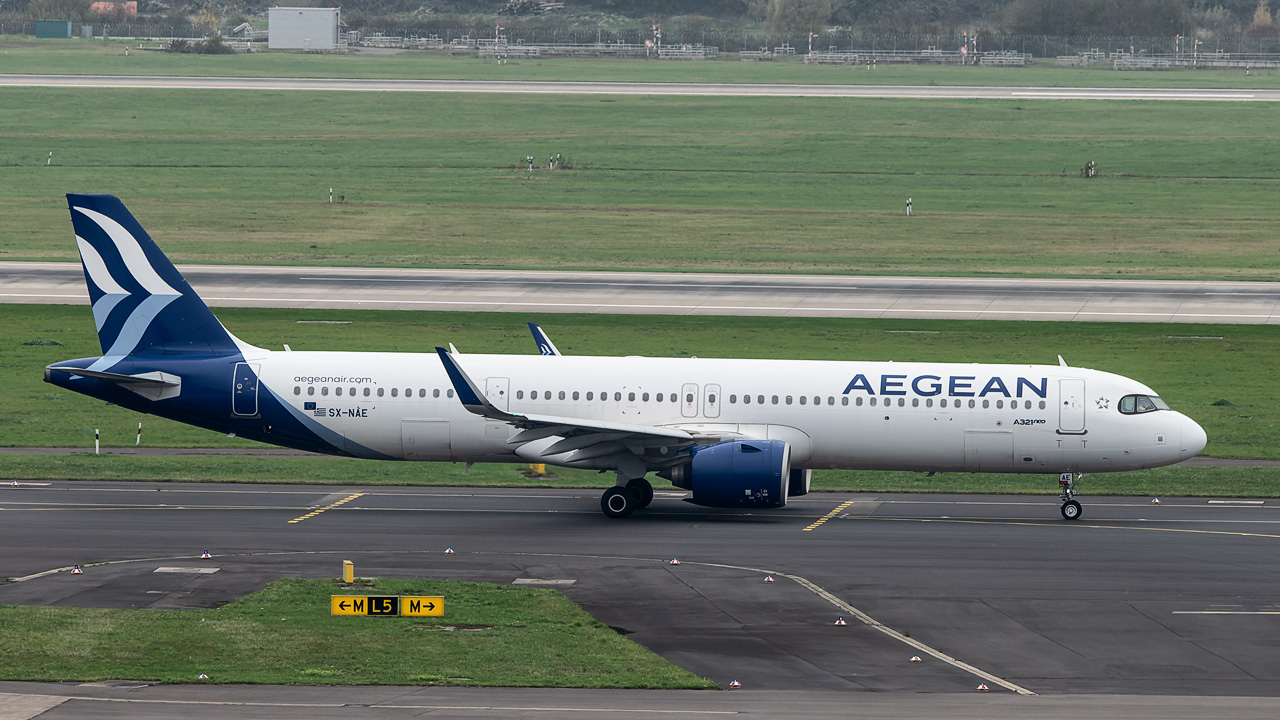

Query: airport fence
[5,22,1280,59]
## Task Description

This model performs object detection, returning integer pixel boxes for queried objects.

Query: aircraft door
[232,363,260,416]
[681,383,699,418]
[1058,379,1086,434]
[486,377,510,412]
[402,419,452,461]
[703,383,721,418]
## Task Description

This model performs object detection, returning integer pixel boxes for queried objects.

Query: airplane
[45,194,1208,520]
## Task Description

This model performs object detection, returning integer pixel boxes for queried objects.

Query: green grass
[2,86,1280,278]
[3,36,1280,89]
[0,577,714,687]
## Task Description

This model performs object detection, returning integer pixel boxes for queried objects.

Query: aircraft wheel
[626,478,654,509]
[1061,499,1082,521]
[601,486,638,518]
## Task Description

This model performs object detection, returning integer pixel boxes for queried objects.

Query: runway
[2,74,1278,101]
[3,261,1278,323]
[2,482,1278,718]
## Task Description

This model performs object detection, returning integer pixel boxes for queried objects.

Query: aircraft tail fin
[66,194,253,361]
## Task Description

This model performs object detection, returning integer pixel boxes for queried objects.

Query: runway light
[834,616,847,626]
[910,655,922,663]
[669,557,680,565]
[764,574,775,583]
[444,547,455,555]
[71,565,83,574]
[201,550,211,559]
[728,678,742,689]
[977,683,989,692]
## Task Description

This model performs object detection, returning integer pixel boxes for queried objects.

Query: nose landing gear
[1059,471,1083,520]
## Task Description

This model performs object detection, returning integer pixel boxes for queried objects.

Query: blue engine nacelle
[666,439,791,509]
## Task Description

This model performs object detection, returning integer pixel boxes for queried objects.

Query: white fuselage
[255,351,1205,475]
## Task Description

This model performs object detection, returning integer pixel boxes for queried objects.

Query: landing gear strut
[1059,471,1083,521]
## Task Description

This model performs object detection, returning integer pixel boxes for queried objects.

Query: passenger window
[772,395,779,405]
[853,397,860,406]
[433,389,440,398]
[336,387,344,397]
[404,388,410,397]
[814,396,821,406]
[616,392,623,401]
[685,393,693,403]
[926,399,933,407]
[997,400,1004,409]
[559,391,566,400]
[940,399,947,408]
[912,398,919,407]
[573,391,580,400]
[729,394,737,404]
[378,388,385,397]
[364,387,371,397]
[307,386,315,396]
[898,398,905,407]
[391,388,397,397]
[828,397,835,406]
[516,390,524,399]
[869,397,877,407]
[586,391,594,401]
[629,392,636,402]
[785,396,793,405]
[969,399,975,408]
[799,396,807,405]
[419,389,426,398]
[643,392,650,402]
[708,393,716,404]
[321,387,329,396]
[293,386,301,395]
[1039,400,1046,409]
[447,389,454,398]
[982,399,988,409]
[757,395,764,405]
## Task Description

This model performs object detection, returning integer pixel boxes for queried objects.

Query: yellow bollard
[342,560,354,584]
[529,463,546,475]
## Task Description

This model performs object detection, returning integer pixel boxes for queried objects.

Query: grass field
[3,35,1280,89]
[4,304,1278,495]
[1,70,1279,278]
[0,577,714,687]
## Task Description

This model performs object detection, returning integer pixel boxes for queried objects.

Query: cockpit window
[1119,394,1171,414]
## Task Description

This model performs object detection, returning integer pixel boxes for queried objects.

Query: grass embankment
[0,577,713,687]
[1,87,1279,278]
[2,35,1279,89]
[5,305,1278,495]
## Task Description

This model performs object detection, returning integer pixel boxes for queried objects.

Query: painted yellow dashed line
[287,493,363,524]
[803,499,856,532]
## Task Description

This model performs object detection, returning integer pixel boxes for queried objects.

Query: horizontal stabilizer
[46,365,181,401]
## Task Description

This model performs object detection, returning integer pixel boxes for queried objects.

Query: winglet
[1058,355,1069,367]
[528,322,561,356]
[435,347,520,422]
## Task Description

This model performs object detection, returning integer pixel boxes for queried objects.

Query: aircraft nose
[1181,415,1207,459]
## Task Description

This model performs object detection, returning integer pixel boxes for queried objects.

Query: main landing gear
[600,477,654,519]
[1059,471,1083,521]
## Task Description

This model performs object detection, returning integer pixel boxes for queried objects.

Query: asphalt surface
[2,75,1279,101]
[2,482,1279,718]
[5,262,1279,324]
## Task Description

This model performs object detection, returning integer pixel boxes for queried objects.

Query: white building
[268,7,340,51]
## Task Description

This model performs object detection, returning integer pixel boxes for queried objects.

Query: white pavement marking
[0,693,68,719]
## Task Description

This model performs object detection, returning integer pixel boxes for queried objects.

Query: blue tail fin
[67,194,248,364]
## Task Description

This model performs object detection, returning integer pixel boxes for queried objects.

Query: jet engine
[662,439,791,509]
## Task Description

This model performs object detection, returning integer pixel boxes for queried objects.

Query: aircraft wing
[435,348,698,473]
